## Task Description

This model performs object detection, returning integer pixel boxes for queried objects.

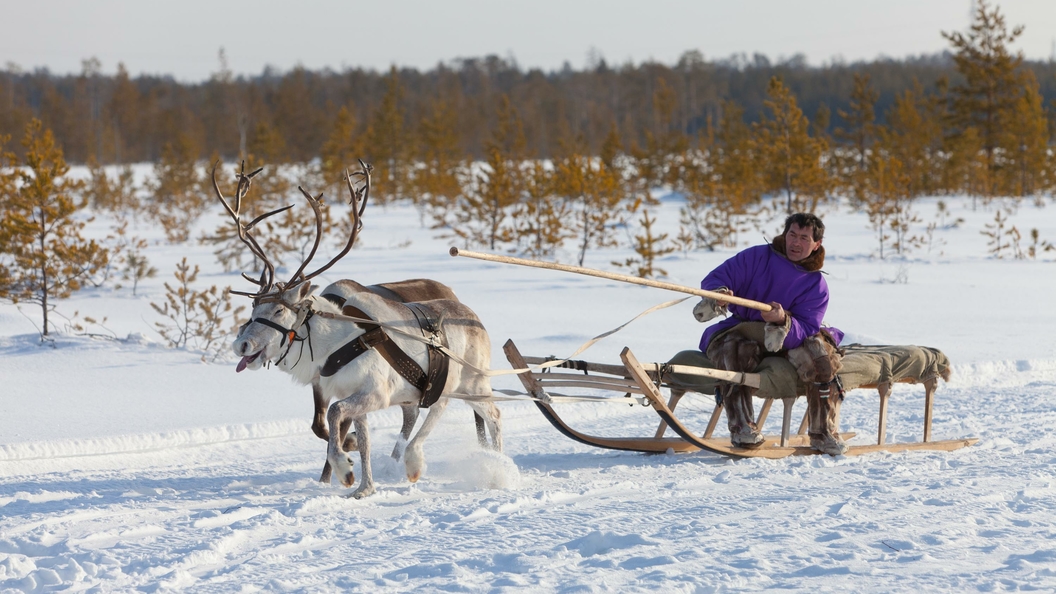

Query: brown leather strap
[336,305,429,392]
[403,302,450,408]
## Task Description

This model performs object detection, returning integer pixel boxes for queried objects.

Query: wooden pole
[449,247,772,312]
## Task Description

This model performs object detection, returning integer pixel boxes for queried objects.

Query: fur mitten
[693,293,728,323]
[763,314,792,352]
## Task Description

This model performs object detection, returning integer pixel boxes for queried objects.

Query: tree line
[1,0,1054,339]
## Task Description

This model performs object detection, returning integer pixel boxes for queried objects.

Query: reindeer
[216,162,502,498]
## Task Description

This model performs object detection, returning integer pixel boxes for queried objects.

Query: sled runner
[504,339,977,458]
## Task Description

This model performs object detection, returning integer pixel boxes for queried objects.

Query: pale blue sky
[3,0,1054,81]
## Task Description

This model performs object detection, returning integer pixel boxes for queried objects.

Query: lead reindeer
[214,165,482,482]
[218,162,502,498]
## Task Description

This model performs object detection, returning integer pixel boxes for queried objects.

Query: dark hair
[783,213,825,241]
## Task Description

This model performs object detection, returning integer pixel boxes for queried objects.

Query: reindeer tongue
[236,356,251,373]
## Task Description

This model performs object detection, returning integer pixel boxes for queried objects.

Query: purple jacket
[699,243,842,352]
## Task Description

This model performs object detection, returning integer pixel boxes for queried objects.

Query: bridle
[245,292,318,366]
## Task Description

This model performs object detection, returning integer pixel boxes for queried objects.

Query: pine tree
[512,161,572,258]
[415,98,465,221]
[879,81,945,198]
[1003,71,1050,197]
[835,74,879,201]
[629,77,688,192]
[365,67,412,203]
[753,77,830,213]
[0,119,109,336]
[713,101,764,211]
[613,208,676,278]
[146,134,205,243]
[942,0,1026,198]
[319,104,363,194]
[84,156,139,213]
[553,135,624,266]
[443,95,526,250]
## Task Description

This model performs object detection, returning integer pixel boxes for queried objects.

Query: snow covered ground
[2,172,1055,592]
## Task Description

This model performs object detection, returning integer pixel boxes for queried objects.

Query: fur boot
[787,333,847,455]
[706,332,764,447]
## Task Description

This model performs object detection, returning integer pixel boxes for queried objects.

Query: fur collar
[771,235,825,272]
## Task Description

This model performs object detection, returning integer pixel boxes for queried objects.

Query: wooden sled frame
[504,339,977,459]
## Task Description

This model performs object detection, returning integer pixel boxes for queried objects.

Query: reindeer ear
[282,280,314,302]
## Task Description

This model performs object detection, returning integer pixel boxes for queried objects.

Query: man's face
[785,223,822,262]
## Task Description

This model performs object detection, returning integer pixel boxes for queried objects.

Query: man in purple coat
[691,213,846,454]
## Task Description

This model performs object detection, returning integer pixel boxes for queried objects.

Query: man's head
[782,213,824,263]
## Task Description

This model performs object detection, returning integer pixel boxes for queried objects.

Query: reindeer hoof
[407,471,421,483]
[319,462,333,484]
[351,485,375,499]
[340,471,355,488]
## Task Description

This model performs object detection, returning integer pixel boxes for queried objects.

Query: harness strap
[403,302,450,408]
[320,305,431,399]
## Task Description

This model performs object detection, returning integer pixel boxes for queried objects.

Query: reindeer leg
[351,416,375,499]
[403,399,450,483]
[316,382,358,482]
[311,381,330,441]
[390,404,420,460]
[468,400,503,452]
[326,398,361,491]
[474,413,487,447]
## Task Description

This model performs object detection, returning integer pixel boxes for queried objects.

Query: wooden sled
[504,340,977,459]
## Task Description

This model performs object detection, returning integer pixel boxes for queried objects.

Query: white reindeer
[218,162,502,498]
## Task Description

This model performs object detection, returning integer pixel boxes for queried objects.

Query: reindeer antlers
[211,161,294,300]
[214,159,373,300]
[287,160,373,288]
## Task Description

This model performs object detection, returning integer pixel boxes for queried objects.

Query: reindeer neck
[274,295,366,382]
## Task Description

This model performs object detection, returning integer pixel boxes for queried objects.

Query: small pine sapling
[151,258,246,359]
[85,157,140,214]
[981,210,1012,258]
[1027,228,1054,259]
[613,208,676,278]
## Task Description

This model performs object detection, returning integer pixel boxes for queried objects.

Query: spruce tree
[0,119,108,336]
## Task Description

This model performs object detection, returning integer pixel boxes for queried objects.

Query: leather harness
[318,293,450,408]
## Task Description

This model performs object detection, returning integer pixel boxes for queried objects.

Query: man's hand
[760,301,787,324]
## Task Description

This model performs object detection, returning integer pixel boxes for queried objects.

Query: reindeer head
[213,160,372,372]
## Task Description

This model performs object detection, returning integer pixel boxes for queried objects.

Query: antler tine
[211,160,241,222]
[233,160,265,216]
[241,272,265,286]
[284,186,326,287]
[294,165,365,283]
[352,159,372,218]
[245,203,296,232]
[213,160,282,300]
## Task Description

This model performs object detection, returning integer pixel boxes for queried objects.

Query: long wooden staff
[449,247,772,312]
